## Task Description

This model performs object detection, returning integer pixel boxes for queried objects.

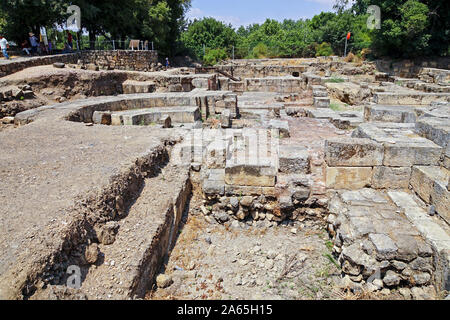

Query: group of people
[1,31,75,60]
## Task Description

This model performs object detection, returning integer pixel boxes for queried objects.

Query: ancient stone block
[432,180,450,224]
[369,233,398,260]
[158,115,172,128]
[269,120,290,138]
[313,97,330,108]
[206,139,230,169]
[225,162,277,187]
[364,105,417,123]
[372,166,411,189]
[383,141,442,167]
[203,179,225,196]
[92,111,112,125]
[326,166,373,190]
[410,166,443,204]
[278,146,310,174]
[221,109,231,128]
[325,138,383,167]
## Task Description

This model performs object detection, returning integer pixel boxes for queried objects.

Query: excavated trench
[22,141,193,300]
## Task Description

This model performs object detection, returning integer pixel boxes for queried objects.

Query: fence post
[152,41,154,51]
[232,46,235,60]
[113,40,115,50]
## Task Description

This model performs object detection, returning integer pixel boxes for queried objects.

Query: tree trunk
[89,31,96,50]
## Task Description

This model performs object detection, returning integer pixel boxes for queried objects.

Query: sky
[186,0,337,28]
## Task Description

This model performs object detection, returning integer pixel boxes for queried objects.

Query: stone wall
[375,58,450,78]
[0,53,81,77]
[78,50,158,72]
[0,50,159,77]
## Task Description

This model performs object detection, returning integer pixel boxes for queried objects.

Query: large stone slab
[383,140,442,167]
[415,117,450,148]
[313,97,330,108]
[410,166,448,204]
[372,166,411,189]
[326,166,373,190]
[364,105,417,123]
[225,161,277,187]
[278,145,310,174]
[325,138,384,167]
[374,92,450,105]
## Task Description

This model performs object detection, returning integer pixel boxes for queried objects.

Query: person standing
[0,35,10,60]
[21,39,31,56]
[29,32,38,55]
[165,57,170,69]
[67,31,73,50]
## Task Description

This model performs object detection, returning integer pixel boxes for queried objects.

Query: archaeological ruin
[0,51,449,301]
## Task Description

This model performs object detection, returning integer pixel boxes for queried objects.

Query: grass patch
[325,77,345,83]
[329,103,342,111]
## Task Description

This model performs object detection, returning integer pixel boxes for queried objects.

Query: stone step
[122,80,156,94]
[373,92,450,106]
[388,191,450,291]
[415,116,450,149]
[364,105,417,123]
[328,188,439,289]
[278,145,310,174]
[410,166,450,224]
[110,106,201,125]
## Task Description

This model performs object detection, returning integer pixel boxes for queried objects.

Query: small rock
[1,117,14,124]
[380,288,391,296]
[156,274,173,289]
[372,279,384,290]
[290,228,297,235]
[240,196,253,207]
[53,62,65,68]
[399,287,412,299]
[383,270,401,287]
[84,243,99,264]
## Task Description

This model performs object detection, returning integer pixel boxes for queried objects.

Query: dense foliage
[0,0,191,56]
[181,0,449,61]
[0,0,448,59]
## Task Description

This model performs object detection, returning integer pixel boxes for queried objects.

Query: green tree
[203,48,227,66]
[0,0,68,42]
[180,17,237,59]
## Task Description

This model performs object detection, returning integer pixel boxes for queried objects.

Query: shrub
[315,42,334,57]
[251,43,269,59]
[203,48,228,66]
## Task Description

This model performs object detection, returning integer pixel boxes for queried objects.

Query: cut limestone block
[415,117,450,148]
[388,191,450,291]
[92,111,112,125]
[325,138,384,167]
[383,140,442,167]
[278,145,310,174]
[205,139,231,169]
[269,120,290,138]
[313,97,330,108]
[158,115,172,128]
[432,180,450,224]
[220,109,231,128]
[225,161,277,187]
[326,166,373,190]
[374,92,450,105]
[364,105,417,123]
[372,166,411,189]
[122,80,156,94]
[111,107,201,126]
[203,179,225,196]
[307,108,337,120]
[410,166,448,204]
